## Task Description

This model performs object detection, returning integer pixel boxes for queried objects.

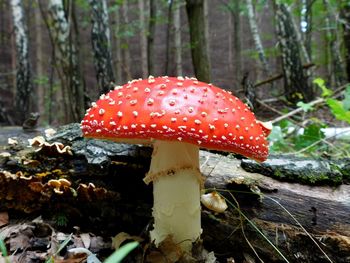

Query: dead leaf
[111,232,143,250]
[80,233,91,249]
[146,236,183,263]
[0,212,9,227]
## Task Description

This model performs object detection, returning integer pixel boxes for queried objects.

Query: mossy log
[0,124,349,262]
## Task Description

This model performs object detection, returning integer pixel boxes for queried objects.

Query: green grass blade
[104,241,139,263]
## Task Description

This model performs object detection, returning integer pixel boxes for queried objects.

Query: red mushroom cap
[81,76,270,161]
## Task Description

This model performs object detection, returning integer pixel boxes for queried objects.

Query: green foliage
[313,78,333,97]
[293,123,326,151]
[269,78,350,157]
[314,78,350,124]
[0,237,10,263]
[104,241,139,263]
[296,101,313,112]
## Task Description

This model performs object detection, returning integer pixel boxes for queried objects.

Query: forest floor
[0,124,349,263]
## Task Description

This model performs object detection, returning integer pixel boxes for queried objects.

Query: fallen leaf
[111,232,143,250]
[80,233,91,249]
[0,212,9,227]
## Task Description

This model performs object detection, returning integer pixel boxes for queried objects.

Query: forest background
[0,0,349,132]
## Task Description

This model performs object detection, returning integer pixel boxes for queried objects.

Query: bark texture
[323,0,347,87]
[46,0,85,123]
[341,2,350,82]
[89,0,115,93]
[147,0,156,76]
[10,0,32,124]
[246,0,272,78]
[185,0,211,83]
[275,3,314,103]
[138,0,148,78]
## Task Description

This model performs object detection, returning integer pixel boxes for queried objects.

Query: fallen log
[0,124,349,262]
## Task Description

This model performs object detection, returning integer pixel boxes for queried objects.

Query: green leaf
[313,78,333,97]
[104,241,139,263]
[297,101,313,112]
[326,98,350,124]
[294,123,325,151]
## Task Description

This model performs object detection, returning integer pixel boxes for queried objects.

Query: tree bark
[342,2,350,82]
[10,0,33,124]
[323,0,347,87]
[275,2,314,103]
[111,3,122,83]
[121,1,132,80]
[138,0,148,78]
[173,0,183,76]
[45,0,86,123]
[246,0,272,79]
[147,0,156,76]
[88,0,115,93]
[185,0,211,83]
[34,6,45,124]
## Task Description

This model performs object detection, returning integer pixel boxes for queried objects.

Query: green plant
[0,237,10,263]
[104,241,139,263]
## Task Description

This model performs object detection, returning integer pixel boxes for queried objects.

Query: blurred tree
[246,0,272,81]
[323,0,346,87]
[138,0,148,78]
[148,0,156,75]
[165,0,183,76]
[275,2,314,103]
[221,0,242,87]
[42,0,86,123]
[342,1,350,82]
[121,1,132,80]
[88,0,115,93]
[185,0,211,82]
[10,0,33,124]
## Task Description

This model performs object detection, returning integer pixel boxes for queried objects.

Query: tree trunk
[323,0,347,87]
[88,0,115,93]
[34,6,45,125]
[173,0,183,76]
[275,3,314,103]
[121,1,132,80]
[10,0,33,124]
[147,0,156,76]
[46,0,85,123]
[185,0,211,83]
[342,3,350,82]
[111,3,122,84]
[138,0,148,78]
[246,0,272,79]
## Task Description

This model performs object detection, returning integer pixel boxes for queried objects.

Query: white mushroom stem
[144,140,203,252]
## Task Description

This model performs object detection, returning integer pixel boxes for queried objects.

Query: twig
[254,63,315,88]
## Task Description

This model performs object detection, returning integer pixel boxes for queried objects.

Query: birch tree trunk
[138,0,148,78]
[34,6,45,124]
[147,0,156,76]
[275,3,314,103]
[246,0,272,78]
[46,0,85,123]
[185,0,211,82]
[10,0,33,124]
[342,2,350,82]
[88,0,115,93]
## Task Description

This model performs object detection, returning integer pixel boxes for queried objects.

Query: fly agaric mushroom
[81,76,271,252]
